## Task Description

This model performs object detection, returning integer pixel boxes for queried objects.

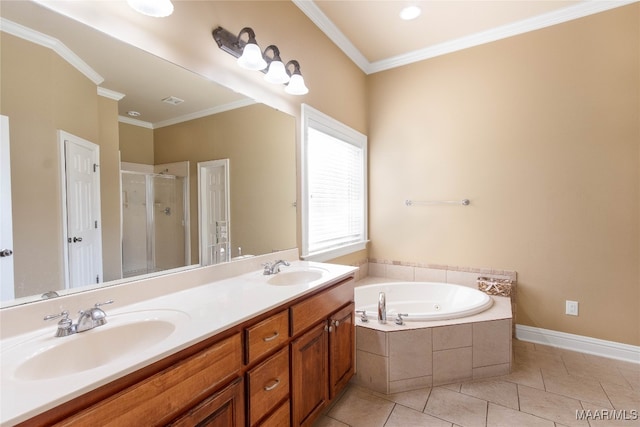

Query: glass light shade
[127,0,174,17]
[285,74,309,95]
[237,43,267,71]
[264,61,290,84]
[399,5,421,20]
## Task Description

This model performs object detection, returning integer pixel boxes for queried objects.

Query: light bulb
[285,74,309,95]
[264,60,290,84]
[237,43,267,71]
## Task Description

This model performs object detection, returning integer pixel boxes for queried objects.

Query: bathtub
[355,281,493,322]
[353,280,512,393]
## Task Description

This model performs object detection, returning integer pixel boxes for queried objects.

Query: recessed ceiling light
[127,0,174,18]
[400,5,421,21]
[127,111,141,117]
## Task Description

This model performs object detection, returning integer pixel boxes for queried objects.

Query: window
[301,104,368,261]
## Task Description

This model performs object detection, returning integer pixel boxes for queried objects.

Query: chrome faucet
[378,292,386,324]
[76,300,113,332]
[263,260,290,275]
[44,300,113,337]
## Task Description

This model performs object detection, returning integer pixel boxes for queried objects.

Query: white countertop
[0,260,357,426]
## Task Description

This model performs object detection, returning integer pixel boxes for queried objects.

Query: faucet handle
[44,310,70,323]
[44,310,76,337]
[394,313,409,325]
[95,299,114,308]
[355,310,369,323]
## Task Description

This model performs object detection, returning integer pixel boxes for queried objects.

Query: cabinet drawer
[260,400,290,427]
[168,377,245,427]
[56,333,243,427]
[290,278,354,336]
[245,309,289,364]
[247,347,289,426]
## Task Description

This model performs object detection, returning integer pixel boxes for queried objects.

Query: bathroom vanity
[0,255,357,426]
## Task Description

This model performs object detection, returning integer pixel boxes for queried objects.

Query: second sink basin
[267,268,327,286]
[11,309,189,381]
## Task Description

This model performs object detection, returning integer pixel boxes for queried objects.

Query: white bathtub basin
[356,282,493,321]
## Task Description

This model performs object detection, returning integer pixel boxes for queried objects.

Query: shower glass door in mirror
[121,167,189,278]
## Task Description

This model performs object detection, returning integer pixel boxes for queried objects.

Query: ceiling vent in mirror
[162,96,184,106]
[127,0,174,18]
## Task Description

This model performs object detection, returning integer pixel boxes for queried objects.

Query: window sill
[301,240,369,263]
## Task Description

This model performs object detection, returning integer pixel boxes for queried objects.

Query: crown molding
[291,0,370,73]
[153,98,257,129]
[294,0,639,75]
[119,98,257,130]
[0,17,104,85]
[98,87,126,101]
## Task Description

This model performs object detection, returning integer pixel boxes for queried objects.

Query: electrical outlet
[566,300,579,316]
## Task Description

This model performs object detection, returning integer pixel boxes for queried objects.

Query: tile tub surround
[353,294,512,394]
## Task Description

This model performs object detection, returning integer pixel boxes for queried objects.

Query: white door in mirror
[0,115,14,301]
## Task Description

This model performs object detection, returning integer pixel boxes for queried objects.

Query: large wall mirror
[0,1,297,308]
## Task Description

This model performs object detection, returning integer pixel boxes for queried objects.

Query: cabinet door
[329,303,355,398]
[291,321,328,427]
[168,377,244,427]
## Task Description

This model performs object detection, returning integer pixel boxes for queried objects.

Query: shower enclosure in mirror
[121,165,189,278]
[0,1,297,308]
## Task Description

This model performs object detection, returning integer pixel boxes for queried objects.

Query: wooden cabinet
[27,274,355,427]
[290,281,356,427]
[245,309,289,365]
[54,333,243,427]
[246,347,289,426]
[291,322,329,426]
[329,303,355,398]
[168,377,245,427]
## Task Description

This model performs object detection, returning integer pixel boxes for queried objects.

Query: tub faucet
[263,260,290,275]
[378,292,387,324]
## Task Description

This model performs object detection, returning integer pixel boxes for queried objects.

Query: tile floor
[314,339,640,427]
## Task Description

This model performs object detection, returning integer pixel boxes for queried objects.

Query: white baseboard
[515,324,640,364]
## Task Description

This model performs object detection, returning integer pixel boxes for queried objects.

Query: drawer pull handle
[264,378,280,391]
[263,331,280,342]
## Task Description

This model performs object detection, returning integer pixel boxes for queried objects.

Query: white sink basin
[9,309,189,381]
[267,268,327,286]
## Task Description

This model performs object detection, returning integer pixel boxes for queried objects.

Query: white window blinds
[302,104,367,260]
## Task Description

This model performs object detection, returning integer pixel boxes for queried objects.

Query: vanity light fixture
[127,0,174,17]
[212,26,308,95]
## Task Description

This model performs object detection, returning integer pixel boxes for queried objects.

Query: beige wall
[1,33,122,296]
[367,5,639,346]
[153,104,297,262]
[120,123,154,164]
